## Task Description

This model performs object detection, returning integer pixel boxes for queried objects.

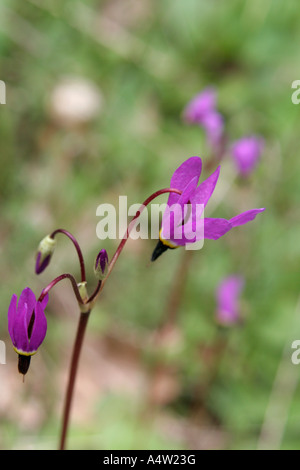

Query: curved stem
[59,310,91,450]
[50,229,86,283]
[38,273,84,306]
[164,250,193,329]
[57,187,181,449]
[89,187,182,302]
[86,280,102,304]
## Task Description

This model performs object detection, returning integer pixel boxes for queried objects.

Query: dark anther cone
[18,354,31,376]
[151,240,170,262]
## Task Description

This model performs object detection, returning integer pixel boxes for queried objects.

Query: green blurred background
[0,0,299,450]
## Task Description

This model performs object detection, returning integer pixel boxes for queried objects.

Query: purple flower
[231,136,264,177]
[183,88,224,149]
[94,249,109,280]
[8,288,48,374]
[215,276,244,325]
[183,88,217,124]
[151,157,265,260]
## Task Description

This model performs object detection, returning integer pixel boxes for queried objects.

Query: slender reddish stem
[57,187,182,449]
[50,229,86,282]
[38,273,84,306]
[59,311,90,450]
[165,250,193,328]
[86,280,102,304]
[94,187,182,297]
[39,273,89,450]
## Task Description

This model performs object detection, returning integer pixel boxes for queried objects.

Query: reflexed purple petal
[169,212,231,246]
[216,276,244,324]
[161,177,200,244]
[17,288,36,321]
[162,176,199,229]
[8,294,18,343]
[167,157,202,207]
[13,288,37,352]
[166,166,221,245]
[12,301,31,352]
[203,218,232,240]
[7,287,48,354]
[230,208,265,227]
[190,165,221,209]
[29,302,47,352]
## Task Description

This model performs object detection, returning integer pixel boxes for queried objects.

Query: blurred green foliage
[0,0,299,450]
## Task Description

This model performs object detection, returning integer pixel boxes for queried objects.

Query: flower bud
[94,249,109,280]
[35,235,56,274]
[77,281,90,313]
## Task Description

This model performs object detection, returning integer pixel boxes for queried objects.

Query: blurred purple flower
[183,88,224,149]
[201,111,224,147]
[216,276,244,325]
[231,136,264,177]
[151,157,265,260]
[8,287,48,358]
[183,88,217,124]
